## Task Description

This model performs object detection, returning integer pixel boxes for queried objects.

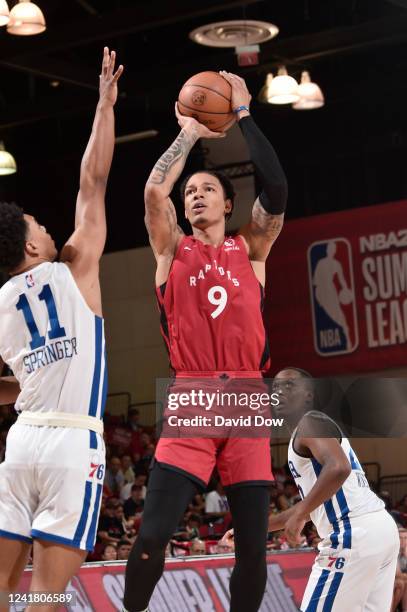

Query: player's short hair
[180,170,235,221]
[281,367,312,378]
[0,202,27,274]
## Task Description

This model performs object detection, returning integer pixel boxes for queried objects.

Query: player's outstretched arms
[0,357,19,404]
[220,72,287,262]
[284,437,351,546]
[145,104,225,265]
[61,47,123,284]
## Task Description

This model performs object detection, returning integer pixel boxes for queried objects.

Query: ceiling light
[267,67,300,105]
[0,0,9,26]
[7,0,46,36]
[293,71,325,110]
[189,20,278,48]
[0,142,17,176]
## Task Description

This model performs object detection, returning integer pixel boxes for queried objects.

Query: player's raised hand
[99,46,124,107]
[219,71,251,113]
[175,102,226,139]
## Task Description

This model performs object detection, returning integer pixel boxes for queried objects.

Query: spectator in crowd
[205,481,229,522]
[216,540,234,554]
[269,484,282,515]
[117,540,132,560]
[115,501,137,543]
[277,479,301,511]
[188,493,205,515]
[104,456,125,496]
[121,471,147,501]
[173,514,202,541]
[128,408,141,433]
[97,499,127,546]
[105,415,133,457]
[101,543,118,561]
[190,539,206,556]
[121,454,136,484]
[123,485,145,520]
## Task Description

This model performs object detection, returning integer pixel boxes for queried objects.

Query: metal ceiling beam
[259,14,407,68]
[0,57,98,91]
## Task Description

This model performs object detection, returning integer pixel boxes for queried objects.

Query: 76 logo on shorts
[89,461,105,480]
[328,556,346,570]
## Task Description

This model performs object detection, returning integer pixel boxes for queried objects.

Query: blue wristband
[233,105,250,114]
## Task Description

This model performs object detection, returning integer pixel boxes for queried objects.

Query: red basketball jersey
[156,235,270,373]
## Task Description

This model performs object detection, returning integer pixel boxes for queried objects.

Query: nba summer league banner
[156,377,407,439]
[16,552,315,611]
[264,198,407,375]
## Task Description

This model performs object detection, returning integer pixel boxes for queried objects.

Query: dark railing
[270,442,289,469]
[379,473,407,504]
[105,394,158,426]
[104,392,131,417]
[362,462,381,488]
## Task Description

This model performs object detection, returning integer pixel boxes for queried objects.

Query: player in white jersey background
[0,48,123,612]
[222,367,399,611]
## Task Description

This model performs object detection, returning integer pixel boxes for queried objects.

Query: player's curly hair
[180,170,236,221]
[0,201,27,274]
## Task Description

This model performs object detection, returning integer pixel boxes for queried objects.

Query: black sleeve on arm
[238,115,288,214]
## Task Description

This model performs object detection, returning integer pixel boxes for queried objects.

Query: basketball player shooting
[0,48,123,612]
[123,72,287,612]
[222,368,400,611]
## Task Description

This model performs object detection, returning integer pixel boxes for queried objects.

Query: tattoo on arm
[148,128,197,185]
[251,199,284,240]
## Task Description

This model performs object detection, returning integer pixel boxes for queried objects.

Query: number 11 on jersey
[16,284,66,350]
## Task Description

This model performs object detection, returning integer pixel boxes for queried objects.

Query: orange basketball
[178,71,235,133]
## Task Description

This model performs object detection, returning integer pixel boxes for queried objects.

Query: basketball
[178,71,236,132]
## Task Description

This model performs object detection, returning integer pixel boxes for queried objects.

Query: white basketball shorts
[301,509,399,612]
[0,422,105,551]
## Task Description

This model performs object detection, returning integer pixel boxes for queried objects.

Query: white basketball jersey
[288,411,384,548]
[0,262,107,419]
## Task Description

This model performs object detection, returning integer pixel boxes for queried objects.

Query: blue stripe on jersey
[86,483,103,550]
[348,448,363,471]
[311,459,340,549]
[73,480,92,545]
[336,488,352,548]
[89,430,98,450]
[89,316,103,417]
[305,569,330,612]
[100,347,108,419]
[322,572,344,611]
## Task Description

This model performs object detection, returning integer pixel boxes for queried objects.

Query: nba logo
[307,238,358,356]
[25,273,35,289]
